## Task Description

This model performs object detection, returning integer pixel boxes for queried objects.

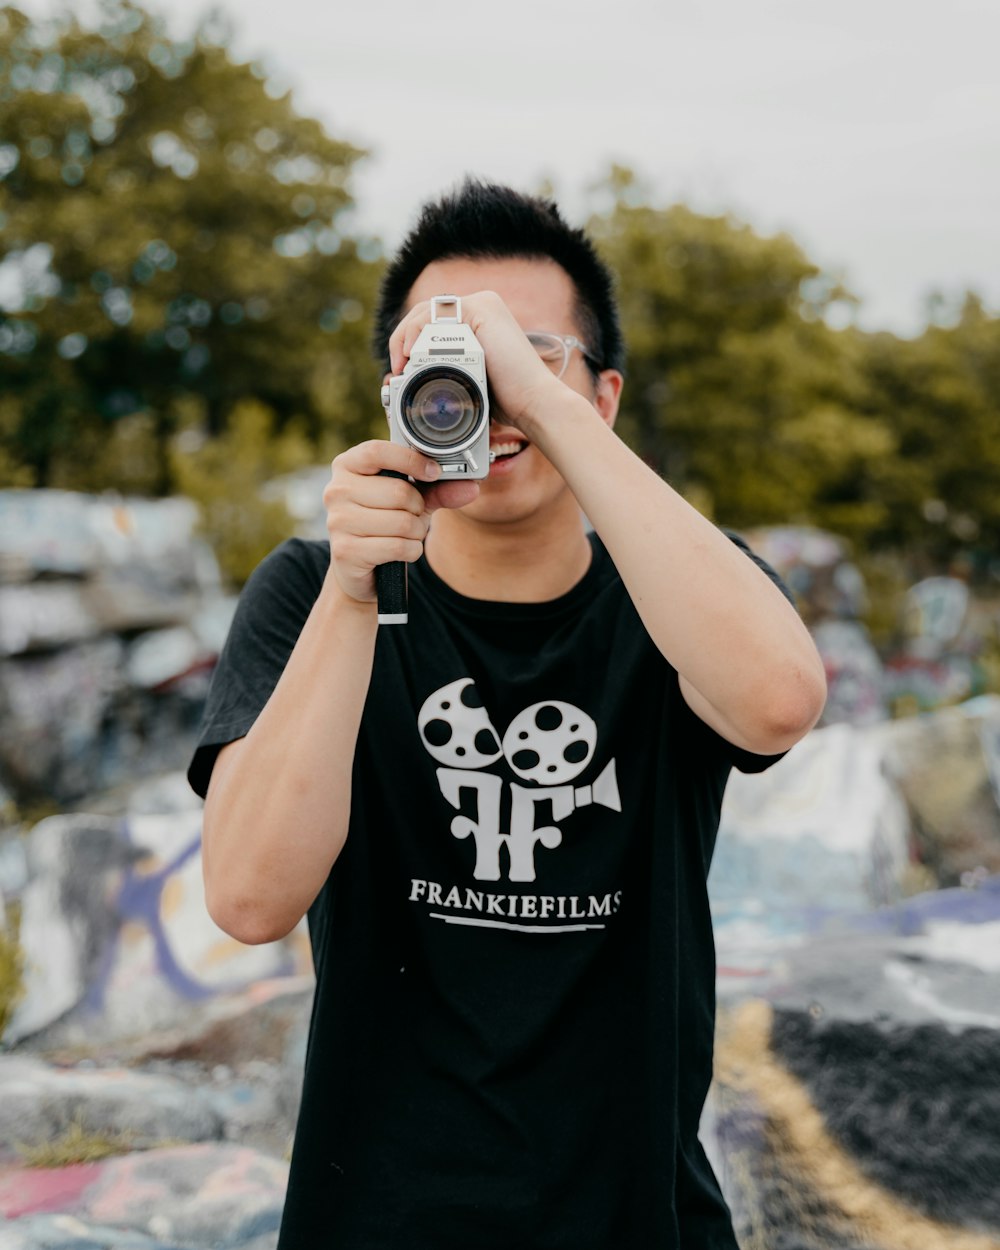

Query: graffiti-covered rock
[811,620,887,727]
[0,490,100,580]
[0,1143,288,1249]
[741,526,889,726]
[880,695,1000,885]
[0,641,125,801]
[711,722,911,990]
[0,582,102,656]
[9,815,146,1041]
[0,1056,224,1153]
[741,527,867,624]
[0,489,230,809]
[715,989,1000,1250]
[6,779,311,1049]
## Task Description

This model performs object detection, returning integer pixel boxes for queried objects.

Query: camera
[381,295,490,478]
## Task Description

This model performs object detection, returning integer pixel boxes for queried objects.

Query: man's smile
[488,435,529,475]
[490,439,527,460]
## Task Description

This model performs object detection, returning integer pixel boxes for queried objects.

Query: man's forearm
[202,574,378,945]
[525,395,827,754]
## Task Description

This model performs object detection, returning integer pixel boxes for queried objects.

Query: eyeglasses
[526,331,600,379]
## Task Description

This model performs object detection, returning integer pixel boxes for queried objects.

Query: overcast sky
[25,0,1000,334]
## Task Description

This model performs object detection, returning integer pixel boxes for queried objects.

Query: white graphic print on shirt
[409,678,623,933]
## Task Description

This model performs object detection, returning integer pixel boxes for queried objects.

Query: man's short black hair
[372,179,625,378]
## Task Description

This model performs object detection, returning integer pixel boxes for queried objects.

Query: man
[188,179,826,1249]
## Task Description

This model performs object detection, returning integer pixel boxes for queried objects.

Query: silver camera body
[381,295,490,478]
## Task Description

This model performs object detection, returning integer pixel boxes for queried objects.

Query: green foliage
[981,622,1000,699]
[0,0,382,494]
[588,169,889,543]
[586,168,1000,569]
[0,395,34,486]
[855,295,1000,561]
[852,551,912,649]
[170,397,318,584]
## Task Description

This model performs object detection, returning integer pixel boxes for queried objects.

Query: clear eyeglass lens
[526,332,568,374]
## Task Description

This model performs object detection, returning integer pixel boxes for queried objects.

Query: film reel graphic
[417,678,621,812]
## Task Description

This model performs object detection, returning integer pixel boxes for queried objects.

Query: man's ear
[594,370,623,429]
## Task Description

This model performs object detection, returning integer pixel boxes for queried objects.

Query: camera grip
[375,469,409,625]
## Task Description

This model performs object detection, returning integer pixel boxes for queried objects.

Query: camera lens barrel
[399,367,487,452]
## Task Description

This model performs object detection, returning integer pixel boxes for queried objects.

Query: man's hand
[322,440,478,605]
[389,290,564,435]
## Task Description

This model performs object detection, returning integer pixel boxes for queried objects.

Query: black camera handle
[375,299,463,626]
[375,468,409,624]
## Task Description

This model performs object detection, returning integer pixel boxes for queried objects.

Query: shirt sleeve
[187,538,328,798]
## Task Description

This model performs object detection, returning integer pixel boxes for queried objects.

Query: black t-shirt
[189,531,788,1250]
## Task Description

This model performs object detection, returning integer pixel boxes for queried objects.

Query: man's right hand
[322,440,479,604]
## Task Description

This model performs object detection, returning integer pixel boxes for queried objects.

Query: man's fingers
[423,480,481,513]
[326,472,422,520]
[388,302,432,376]
[329,533,425,571]
[334,439,441,484]
[342,507,430,542]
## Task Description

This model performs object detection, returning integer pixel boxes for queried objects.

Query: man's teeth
[491,441,525,458]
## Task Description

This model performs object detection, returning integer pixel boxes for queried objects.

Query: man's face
[403,255,621,528]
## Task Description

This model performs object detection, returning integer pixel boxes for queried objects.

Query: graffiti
[812,619,887,726]
[7,796,310,1045]
[742,526,866,622]
[711,702,1000,986]
[903,577,970,656]
[0,1144,289,1247]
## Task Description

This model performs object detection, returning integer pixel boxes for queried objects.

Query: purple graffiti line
[112,822,296,1000]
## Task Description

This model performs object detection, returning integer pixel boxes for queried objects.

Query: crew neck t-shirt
[188,530,789,1249]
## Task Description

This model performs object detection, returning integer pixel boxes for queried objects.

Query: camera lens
[400,368,485,449]
[414,382,468,433]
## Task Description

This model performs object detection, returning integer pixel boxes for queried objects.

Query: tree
[169,397,314,584]
[0,1,383,494]
[587,168,897,543]
[857,294,1000,565]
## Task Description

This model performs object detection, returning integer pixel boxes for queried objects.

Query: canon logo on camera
[431,336,464,342]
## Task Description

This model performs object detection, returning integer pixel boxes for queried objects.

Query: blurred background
[1,2,999,1249]
[2,0,1000,578]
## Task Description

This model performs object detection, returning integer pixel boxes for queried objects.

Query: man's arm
[201,442,477,945]
[390,291,826,757]
[201,578,377,945]
[537,407,827,756]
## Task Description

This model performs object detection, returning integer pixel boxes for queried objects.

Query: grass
[0,901,24,1042]
[16,1115,137,1167]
